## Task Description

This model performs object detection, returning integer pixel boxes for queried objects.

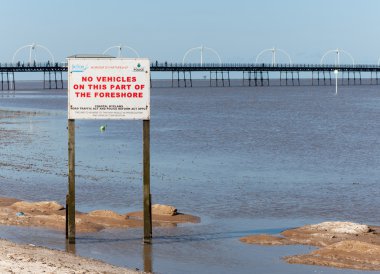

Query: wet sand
[0,197,200,232]
[0,238,138,273]
[0,196,200,272]
[240,221,380,271]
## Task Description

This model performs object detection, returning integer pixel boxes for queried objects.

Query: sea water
[0,81,380,273]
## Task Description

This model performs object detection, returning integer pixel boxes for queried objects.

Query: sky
[1,0,380,65]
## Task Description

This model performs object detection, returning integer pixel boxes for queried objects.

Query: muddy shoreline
[0,196,200,272]
[0,197,200,233]
[240,221,380,271]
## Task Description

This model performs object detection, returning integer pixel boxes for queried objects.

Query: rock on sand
[11,201,64,212]
[152,204,177,216]
[305,221,370,234]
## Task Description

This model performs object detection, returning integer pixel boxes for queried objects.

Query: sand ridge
[0,197,200,233]
[240,221,380,270]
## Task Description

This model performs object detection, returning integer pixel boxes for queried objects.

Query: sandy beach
[0,238,139,273]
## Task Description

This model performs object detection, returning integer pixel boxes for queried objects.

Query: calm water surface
[0,81,380,273]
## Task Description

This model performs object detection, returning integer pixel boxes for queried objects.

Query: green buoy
[100,125,106,132]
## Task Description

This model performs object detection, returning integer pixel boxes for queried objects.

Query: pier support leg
[49,71,51,89]
[61,71,64,89]
[54,71,58,89]
[7,71,10,90]
[329,71,332,85]
[297,72,300,86]
[12,72,15,91]
[318,71,320,85]
[284,71,289,86]
[291,72,294,86]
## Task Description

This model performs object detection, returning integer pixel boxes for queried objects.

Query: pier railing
[1,62,380,71]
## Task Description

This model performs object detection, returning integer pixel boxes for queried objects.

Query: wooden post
[67,119,76,244]
[65,239,76,254]
[143,119,152,243]
[143,240,153,272]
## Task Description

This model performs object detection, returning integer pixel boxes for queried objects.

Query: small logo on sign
[133,63,144,72]
[71,64,88,73]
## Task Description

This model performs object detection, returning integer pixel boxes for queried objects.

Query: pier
[0,62,65,90]
[1,62,380,90]
[152,62,380,87]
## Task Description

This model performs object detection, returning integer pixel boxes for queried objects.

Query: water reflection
[65,240,76,254]
[143,243,153,273]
